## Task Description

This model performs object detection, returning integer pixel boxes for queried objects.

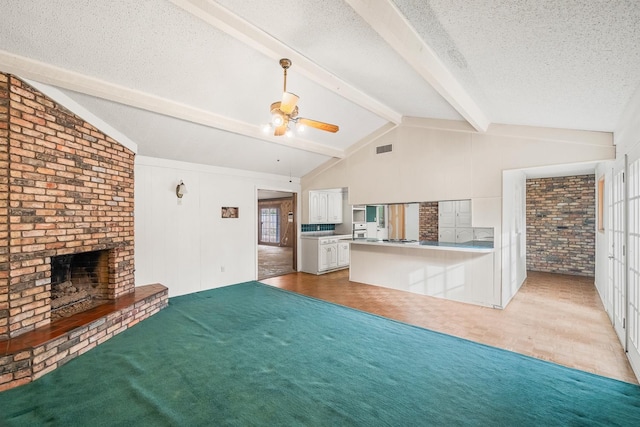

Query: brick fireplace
[50,249,111,319]
[0,73,167,391]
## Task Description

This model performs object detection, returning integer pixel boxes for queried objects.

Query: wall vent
[376,144,393,154]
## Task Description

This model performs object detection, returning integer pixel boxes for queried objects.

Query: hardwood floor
[262,269,638,384]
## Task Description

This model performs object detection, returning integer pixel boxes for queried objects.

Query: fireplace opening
[50,250,110,319]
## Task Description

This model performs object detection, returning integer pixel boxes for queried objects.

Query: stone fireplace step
[0,284,168,392]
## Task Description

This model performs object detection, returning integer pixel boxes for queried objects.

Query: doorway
[257,190,296,280]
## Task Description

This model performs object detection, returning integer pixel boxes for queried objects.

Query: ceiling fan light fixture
[272,113,284,127]
[261,123,272,134]
[265,58,339,137]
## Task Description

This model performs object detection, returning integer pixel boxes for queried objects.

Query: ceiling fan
[268,58,339,137]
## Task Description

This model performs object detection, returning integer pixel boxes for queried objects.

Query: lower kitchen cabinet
[319,241,338,271]
[337,241,350,267]
[301,235,350,274]
[439,227,473,243]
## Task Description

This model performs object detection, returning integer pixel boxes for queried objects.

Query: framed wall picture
[222,207,239,218]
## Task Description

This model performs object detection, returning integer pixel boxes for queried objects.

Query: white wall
[501,169,527,307]
[135,156,301,297]
[303,118,614,307]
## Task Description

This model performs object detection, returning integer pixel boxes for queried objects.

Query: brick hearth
[0,72,168,391]
[0,283,167,391]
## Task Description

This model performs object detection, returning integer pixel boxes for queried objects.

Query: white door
[627,154,640,369]
[610,168,626,345]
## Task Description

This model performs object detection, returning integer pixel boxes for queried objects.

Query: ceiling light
[272,114,284,127]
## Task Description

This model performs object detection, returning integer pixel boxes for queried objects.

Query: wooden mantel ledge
[0,284,167,357]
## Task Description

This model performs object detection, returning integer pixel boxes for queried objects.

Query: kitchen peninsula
[349,239,499,308]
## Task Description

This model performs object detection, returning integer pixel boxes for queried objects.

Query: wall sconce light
[176,181,187,198]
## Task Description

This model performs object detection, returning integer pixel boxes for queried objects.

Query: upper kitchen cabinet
[456,200,472,227]
[439,200,472,243]
[439,200,471,228]
[327,191,343,223]
[438,201,456,228]
[309,191,328,223]
[309,189,343,224]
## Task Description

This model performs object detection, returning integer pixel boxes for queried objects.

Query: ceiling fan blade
[298,118,339,133]
[280,92,299,115]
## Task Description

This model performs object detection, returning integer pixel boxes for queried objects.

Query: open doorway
[257,190,296,280]
[525,174,596,277]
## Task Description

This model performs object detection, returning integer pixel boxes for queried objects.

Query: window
[260,208,280,244]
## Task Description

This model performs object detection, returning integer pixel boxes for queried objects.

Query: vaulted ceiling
[1,1,639,177]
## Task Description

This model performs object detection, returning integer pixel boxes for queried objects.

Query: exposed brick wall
[1,73,135,339]
[419,202,438,241]
[0,74,9,340]
[258,198,294,247]
[526,175,596,276]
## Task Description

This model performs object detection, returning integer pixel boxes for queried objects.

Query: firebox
[50,250,111,319]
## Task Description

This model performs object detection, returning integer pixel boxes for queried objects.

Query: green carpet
[1,282,640,426]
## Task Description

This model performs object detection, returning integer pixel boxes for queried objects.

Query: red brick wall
[419,202,438,241]
[526,175,596,276]
[0,74,9,339]
[1,73,135,339]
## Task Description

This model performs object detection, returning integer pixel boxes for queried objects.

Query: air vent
[376,144,393,154]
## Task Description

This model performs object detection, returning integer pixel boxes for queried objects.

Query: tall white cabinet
[438,200,473,243]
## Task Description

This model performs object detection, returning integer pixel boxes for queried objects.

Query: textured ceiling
[0,0,638,177]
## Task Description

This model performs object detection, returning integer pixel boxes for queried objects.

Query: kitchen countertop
[349,238,494,253]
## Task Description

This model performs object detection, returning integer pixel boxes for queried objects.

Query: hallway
[262,270,637,384]
[257,245,294,280]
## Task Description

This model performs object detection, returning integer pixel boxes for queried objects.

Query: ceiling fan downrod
[280,58,291,93]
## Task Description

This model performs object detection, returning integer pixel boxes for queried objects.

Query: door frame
[609,164,627,346]
[256,189,297,279]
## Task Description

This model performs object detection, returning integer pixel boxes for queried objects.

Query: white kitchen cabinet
[438,228,456,243]
[439,200,472,243]
[309,191,328,223]
[438,201,456,228]
[308,190,342,224]
[456,200,472,227]
[301,235,350,274]
[456,228,473,243]
[337,241,350,267]
[327,192,343,223]
[319,242,338,271]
